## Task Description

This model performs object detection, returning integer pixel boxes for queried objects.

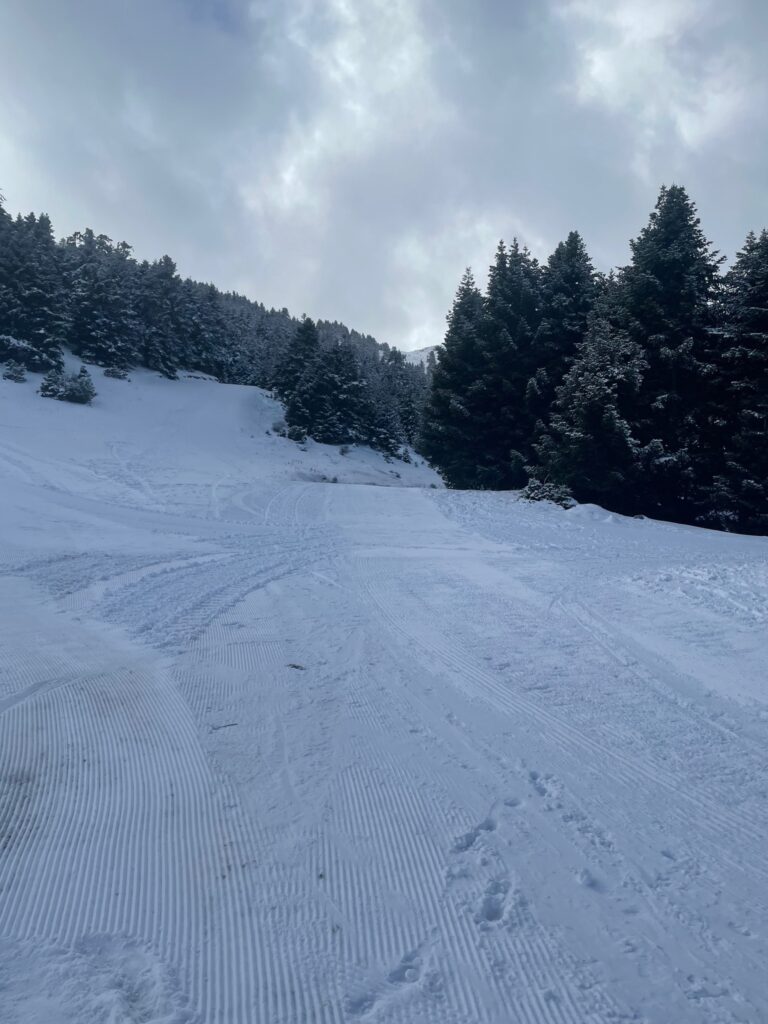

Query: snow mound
[0,935,193,1024]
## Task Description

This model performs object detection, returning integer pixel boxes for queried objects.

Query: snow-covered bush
[522,477,575,508]
[2,360,26,382]
[103,365,129,380]
[39,366,97,405]
[286,424,307,443]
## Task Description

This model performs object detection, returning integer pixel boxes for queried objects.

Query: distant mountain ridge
[402,345,438,367]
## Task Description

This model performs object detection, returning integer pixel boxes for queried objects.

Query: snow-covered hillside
[402,345,437,366]
[1,369,767,1024]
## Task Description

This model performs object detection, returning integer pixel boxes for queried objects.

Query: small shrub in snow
[66,367,98,404]
[522,478,575,508]
[103,365,129,380]
[272,419,287,437]
[40,366,97,405]
[339,445,350,456]
[286,424,307,443]
[39,368,65,398]
[2,360,26,382]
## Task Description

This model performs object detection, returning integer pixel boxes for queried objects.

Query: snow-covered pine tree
[2,359,26,382]
[420,268,487,487]
[65,366,97,404]
[274,316,321,402]
[63,231,140,368]
[136,256,183,377]
[39,367,65,398]
[0,210,65,367]
[534,314,646,511]
[286,343,367,446]
[378,348,425,445]
[528,231,596,430]
[178,281,230,378]
[617,184,723,521]
[702,230,768,532]
[475,239,542,488]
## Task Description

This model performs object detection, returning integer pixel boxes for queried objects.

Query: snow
[401,345,437,366]
[2,367,768,1024]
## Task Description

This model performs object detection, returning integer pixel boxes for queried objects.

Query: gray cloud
[1,0,766,350]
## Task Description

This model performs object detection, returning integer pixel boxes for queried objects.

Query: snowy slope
[402,345,437,366]
[1,369,768,1024]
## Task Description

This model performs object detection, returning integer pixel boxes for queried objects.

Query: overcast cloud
[2,0,766,350]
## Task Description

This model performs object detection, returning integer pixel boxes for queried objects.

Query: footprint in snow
[451,816,496,854]
[477,879,510,925]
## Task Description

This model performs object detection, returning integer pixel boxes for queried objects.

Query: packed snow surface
[1,369,767,1024]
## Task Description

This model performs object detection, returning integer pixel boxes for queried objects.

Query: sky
[2,0,767,351]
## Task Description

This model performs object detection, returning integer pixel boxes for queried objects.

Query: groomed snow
[1,368,767,1023]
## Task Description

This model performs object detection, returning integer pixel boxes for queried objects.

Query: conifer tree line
[0,193,428,455]
[421,185,768,534]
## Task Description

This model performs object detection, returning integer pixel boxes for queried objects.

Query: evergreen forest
[0,192,428,457]
[2,185,766,532]
[421,185,768,533]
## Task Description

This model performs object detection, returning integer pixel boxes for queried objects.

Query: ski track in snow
[1,370,767,1023]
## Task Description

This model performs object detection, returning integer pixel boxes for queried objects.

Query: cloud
[557,0,756,179]
[1,0,767,349]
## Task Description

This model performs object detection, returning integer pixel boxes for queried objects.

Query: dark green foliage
[67,366,97,404]
[276,317,417,454]
[0,335,59,372]
[103,365,129,380]
[617,185,724,521]
[521,477,574,508]
[423,184,767,533]
[420,269,487,487]
[0,202,66,366]
[421,244,544,489]
[0,191,425,456]
[39,368,65,398]
[528,231,596,428]
[63,231,139,368]
[477,240,543,487]
[2,359,26,382]
[274,316,321,401]
[286,343,365,446]
[39,366,96,404]
[534,315,646,510]
[701,231,768,532]
[135,256,182,378]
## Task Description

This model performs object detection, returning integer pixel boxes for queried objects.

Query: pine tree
[136,256,183,377]
[618,185,723,520]
[528,231,596,429]
[39,367,65,398]
[703,230,768,531]
[0,193,14,336]
[472,239,542,487]
[178,281,230,378]
[274,316,321,401]
[63,232,139,368]
[420,268,487,487]
[534,314,646,510]
[2,359,26,382]
[1,211,65,366]
[65,366,97,404]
